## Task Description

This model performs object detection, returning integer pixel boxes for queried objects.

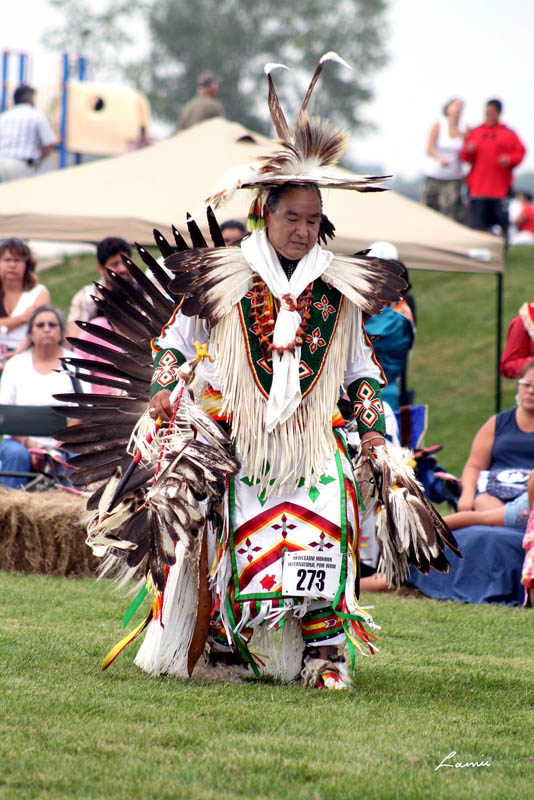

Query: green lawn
[45,253,101,316]
[1,572,532,800]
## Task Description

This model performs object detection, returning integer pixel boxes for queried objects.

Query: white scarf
[240,230,333,431]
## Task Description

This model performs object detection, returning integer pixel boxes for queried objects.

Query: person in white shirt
[0,84,57,182]
[0,306,77,488]
[422,97,467,222]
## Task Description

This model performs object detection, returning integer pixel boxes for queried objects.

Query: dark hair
[198,71,218,88]
[487,98,503,114]
[13,84,35,104]
[96,237,131,267]
[265,182,322,213]
[518,361,534,379]
[220,219,247,234]
[28,305,65,344]
[518,190,533,202]
[0,238,37,290]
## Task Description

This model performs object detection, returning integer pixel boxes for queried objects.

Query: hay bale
[0,488,98,576]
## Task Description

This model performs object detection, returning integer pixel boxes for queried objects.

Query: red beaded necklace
[248,275,314,357]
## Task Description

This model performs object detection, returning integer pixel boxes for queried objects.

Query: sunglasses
[518,379,534,389]
[34,321,59,329]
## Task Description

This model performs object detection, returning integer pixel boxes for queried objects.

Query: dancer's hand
[149,390,172,421]
[360,433,385,463]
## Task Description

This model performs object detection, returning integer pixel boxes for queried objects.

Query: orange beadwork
[248,278,314,359]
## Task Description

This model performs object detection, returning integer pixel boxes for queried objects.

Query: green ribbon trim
[334,430,365,511]
[331,446,348,614]
[225,595,260,677]
[122,582,149,628]
[345,626,356,670]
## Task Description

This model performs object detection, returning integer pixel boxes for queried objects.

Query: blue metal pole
[74,56,87,164]
[1,51,9,112]
[58,53,69,169]
[18,52,26,84]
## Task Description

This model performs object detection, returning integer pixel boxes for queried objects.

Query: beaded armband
[150,348,185,398]
[347,376,385,436]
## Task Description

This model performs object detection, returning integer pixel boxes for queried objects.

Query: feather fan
[55,207,236,590]
[361,445,461,587]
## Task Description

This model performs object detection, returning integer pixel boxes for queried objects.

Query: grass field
[1,572,533,800]
[3,241,530,798]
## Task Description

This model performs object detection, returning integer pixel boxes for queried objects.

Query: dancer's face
[264,188,321,260]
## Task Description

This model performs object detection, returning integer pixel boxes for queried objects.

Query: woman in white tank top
[422,98,467,222]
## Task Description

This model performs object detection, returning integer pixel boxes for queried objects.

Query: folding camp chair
[0,405,68,491]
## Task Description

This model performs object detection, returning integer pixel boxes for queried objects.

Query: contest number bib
[282,552,342,600]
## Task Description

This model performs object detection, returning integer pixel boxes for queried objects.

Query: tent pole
[495,270,503,413]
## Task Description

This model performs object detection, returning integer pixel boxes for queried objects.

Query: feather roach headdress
[204,52,388,236]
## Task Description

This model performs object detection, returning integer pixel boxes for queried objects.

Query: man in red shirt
[461,99,526,233]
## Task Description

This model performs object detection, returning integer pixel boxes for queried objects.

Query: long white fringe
[134,541,199,677]
[212,300,359,498]
[248,615,304,682]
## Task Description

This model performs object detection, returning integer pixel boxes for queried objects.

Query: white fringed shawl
[211,296,359,498]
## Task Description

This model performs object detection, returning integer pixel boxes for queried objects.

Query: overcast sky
[3,0,534,178]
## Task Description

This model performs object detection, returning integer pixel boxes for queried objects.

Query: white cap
[368,241,399,260]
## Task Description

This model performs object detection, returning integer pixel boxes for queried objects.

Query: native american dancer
[58,54,460,689]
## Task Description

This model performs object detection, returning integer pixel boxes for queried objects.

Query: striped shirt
[0,103,55,161]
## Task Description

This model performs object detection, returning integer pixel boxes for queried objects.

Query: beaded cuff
[150,348,185,398]
[347,376,385,436]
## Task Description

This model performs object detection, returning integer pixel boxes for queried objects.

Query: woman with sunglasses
[445,360,534,533]
[0,238,50,354]
[0,306,78,488]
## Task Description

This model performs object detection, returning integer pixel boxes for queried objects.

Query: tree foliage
[128,0,388,136]
[42,0,144,80]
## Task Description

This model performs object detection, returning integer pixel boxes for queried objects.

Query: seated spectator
[509,190,534,245]
[500,302,534,379]
[0,306,78,489]
[364,242,415,411]
[444,454,534,537]
[220,219,247,246]
[455,362,534,522]
[409,469,534,607]
[0,238,50,354]
[65,237,131,339]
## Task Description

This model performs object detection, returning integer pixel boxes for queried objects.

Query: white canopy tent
[0,116,505,406]
[0,117,503,274]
